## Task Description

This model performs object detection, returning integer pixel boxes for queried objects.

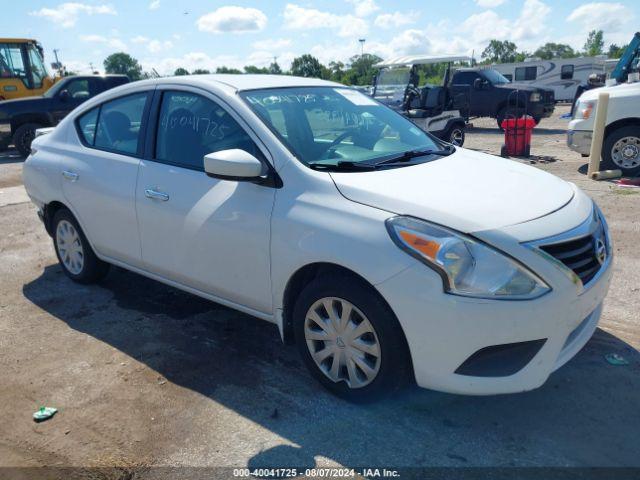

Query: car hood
[329,148,574,233]
[496,83,553,94]
[0,96,50,114]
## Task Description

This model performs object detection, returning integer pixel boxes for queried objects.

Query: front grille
[539,231,604,286]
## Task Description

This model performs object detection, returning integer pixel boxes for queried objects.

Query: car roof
[375,55,471,68]
[150,74,342,92]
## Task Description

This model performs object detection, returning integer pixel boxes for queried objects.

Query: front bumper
[567,130,592,156]
[376,208,612,395]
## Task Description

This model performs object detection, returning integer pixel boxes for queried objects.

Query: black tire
[601,125,640,176]
[497,107,524,131]
[497,108,507,131]
[293,273,411,403]
[446,123,465,147]
[52,208,110,284]
[13,123,42,158]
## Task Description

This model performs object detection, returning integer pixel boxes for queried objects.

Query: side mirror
[204,149,263,180]
[473,78,483,90]
[59,89,70,101]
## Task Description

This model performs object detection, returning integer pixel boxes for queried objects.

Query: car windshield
[482,69,510,84]
[241,87,442,169]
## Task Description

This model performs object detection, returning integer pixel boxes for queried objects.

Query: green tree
[244,65,269,74]
[584,30,604,56]
[192,68,211,74]
[173,67,190,76]
[290,54,326,79]
[608,43,627,59]
[268,61,282,74]
[533,43,576,60]
[328,61,346,82]
[103,52,143,80]
[216,66,242,74]
[342,54,383,85]
[481,40,519,64]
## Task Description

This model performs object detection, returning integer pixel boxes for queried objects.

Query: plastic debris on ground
[605,353,630,366]
[559,112,572,119]
[33,406,58,422]
[614,178,640,188]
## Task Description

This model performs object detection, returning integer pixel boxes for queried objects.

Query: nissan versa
[23,75,613,402]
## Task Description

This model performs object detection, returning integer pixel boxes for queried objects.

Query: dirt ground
[0,104,639,477]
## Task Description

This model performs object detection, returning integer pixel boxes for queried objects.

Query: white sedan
[23,75,612,402]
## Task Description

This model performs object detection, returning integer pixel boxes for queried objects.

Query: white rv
[492,57,608,102]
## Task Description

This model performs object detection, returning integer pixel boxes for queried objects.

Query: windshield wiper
[308,161,377,171]
[373,145,455,167]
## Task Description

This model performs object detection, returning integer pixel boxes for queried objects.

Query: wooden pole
[587,92,610,178]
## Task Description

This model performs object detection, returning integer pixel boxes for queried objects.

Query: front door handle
[144,189,170,202]
[62,170,79,182]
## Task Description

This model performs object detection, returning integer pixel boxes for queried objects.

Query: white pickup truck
[567,81,640,176]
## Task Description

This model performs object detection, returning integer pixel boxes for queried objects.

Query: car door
[135,87,275,314]
[61,90,152,267]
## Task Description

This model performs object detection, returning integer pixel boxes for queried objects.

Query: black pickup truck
[0,74,129,156]
[449,68,555,129]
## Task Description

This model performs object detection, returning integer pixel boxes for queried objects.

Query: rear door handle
[62,170,79,182]
[144,189,169,202]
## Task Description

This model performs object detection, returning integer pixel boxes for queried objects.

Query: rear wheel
[13,123,42,157]
[446,124,465,147]
[293,274,411,402]
[601,125,640,176]
[52,208,110,284]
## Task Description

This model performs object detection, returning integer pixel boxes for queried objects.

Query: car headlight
[530,92,541,102]
[574,100,595,120]
[386,216,551,299]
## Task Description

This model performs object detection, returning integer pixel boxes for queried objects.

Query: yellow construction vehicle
[0,39,59,101]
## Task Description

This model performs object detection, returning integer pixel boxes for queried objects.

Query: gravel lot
[1,105,639,477]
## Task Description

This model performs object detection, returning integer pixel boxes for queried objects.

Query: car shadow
[0,148,24,164]
[22,264,640,468]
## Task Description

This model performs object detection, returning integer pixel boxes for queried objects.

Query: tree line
[103,29,629,86]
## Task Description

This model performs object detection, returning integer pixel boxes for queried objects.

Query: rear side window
[561,64,574,80]
[77,107,99,145]
[453,72,479,85]
[155,91,259,170]
[94,93,148,155]
[515,66,537,81]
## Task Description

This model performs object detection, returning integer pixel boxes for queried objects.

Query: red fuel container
[501,116,536,157]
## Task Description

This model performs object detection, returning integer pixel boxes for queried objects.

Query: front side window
[64,78,91,99]
[0,44,27,83]
[241,87,442,168]
[453,72,479,85]
[561,65,574,80]
[94,93,148,155]
[155,91,259,171]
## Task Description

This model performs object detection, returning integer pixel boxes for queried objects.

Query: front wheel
[52,208,110,284]
[293,274,411,402]
[601,125,640,176]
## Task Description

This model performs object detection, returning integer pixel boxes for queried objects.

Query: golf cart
[372,55,470,146]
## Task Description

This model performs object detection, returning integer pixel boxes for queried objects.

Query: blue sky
[3,1,636,74]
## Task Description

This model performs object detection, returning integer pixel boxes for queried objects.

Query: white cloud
[567,2,631,32]
[347,0,379,17]
[196,6,267,34]
[475,0,506,7]
[149,0,160,10]
[147,39,173,53]
[374,12,416,29]
[80,34,127,51]
[131,35,149,44]
[30,2,116,28]
[283,4,368,38]
[252,38,291,50]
